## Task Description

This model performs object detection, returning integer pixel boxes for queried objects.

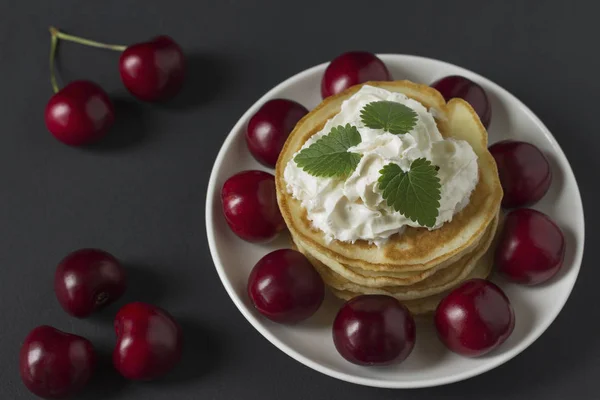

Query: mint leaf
[360,101,418,135]
[294,124,362,178]
[378,158,441,228]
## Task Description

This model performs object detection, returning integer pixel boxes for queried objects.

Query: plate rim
[205,54,585,388]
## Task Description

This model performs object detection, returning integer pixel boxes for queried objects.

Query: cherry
[113,302,183,380]
[321,51,391,98]
[489,140,552,208]
[45,28,116,146]
[221,170,285,242]
[248,249,324,324]
[54,248,126,318]
[45,80,115,146]
[119,36,185,102]
[495,208,565,285]
[435,279,515,357]
[333,295,415,366]
[20,326,96,399]
[246,99,309,167]
[431,75,492,129]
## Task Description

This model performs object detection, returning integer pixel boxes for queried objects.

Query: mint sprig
[360,101,418,135]
[378,158,441,228]
[294,124,362,178]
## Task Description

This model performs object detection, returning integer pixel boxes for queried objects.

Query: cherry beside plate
[205,54,585,388]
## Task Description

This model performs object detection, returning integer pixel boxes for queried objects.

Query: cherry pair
[45,27,186,146]
[19,249,183,399]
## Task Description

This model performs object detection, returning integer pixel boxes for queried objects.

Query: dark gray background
[1,0,597,399]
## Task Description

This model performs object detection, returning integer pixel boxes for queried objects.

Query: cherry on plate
[431,75,492,129]
[113,302,183,380]
[120,36,186,102]
[246,99,308,167]
[20,326,96,399]
[435,279,515,357]
[489,140,552,208]
[248,249,324,324]
[221,170,284,242]
[321,51,391,98]
[54,248,127,318]
[333,295,416,366]
[495,208,565,285]
[45,80,115,146]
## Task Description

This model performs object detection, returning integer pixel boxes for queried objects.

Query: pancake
[328,287,445,315]
[323,227,496,315]
[290,213,492,287]
[293,212,497,298]
[328,246,493,315]
[292,211,497,291]
[276,81,503,273]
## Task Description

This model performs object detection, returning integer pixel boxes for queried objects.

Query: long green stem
[49,26,127,52]
[48,27,128,93]
[49,31,59,93]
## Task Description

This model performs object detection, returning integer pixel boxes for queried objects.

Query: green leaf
[294,124,362,178]
[360,101,418,135]
[378,158,441,228]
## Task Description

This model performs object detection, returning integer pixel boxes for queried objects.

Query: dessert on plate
[275,81,503,314]
[218,53,567,369]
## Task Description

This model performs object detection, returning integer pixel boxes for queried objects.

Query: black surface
[1,1,598,399]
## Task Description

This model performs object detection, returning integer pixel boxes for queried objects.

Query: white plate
[205,55,585,388]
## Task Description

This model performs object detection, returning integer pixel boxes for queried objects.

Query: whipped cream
[284,85,479,245]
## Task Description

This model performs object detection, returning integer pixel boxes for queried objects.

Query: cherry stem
[48,26,128,94]
[49,26,127,52]
[49,30,59,93]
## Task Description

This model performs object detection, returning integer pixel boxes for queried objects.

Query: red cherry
[435,279,515,357]
[321,51,391,98]
[20,326,96,399]
[113,302,183,380]
[119,36,185,102]
[246,99,308,167]
[45,80,115,146]
[248,249,324,324]
[221,170,284,242]
[333,295,415,366]
[431,75,492,129]
[489,140,552,208]
[495,208,565,285]
[54,248,127,318]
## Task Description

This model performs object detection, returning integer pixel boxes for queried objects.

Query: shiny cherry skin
[20,326,96,399]
[435,279,515,357]
[321,51,391,98]
[113,302,183,380]
[221,170,284,242]
[431,75,492,129]
[246,99,308,167]
[45,80,115,146]
[119,36,185,102]
[495,208,565,285]
[248,249,324,324]
[489,140,552,208]
[333,295,416,366]
[54,248,126,318]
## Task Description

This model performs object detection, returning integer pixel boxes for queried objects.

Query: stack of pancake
[275,81,503,314]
